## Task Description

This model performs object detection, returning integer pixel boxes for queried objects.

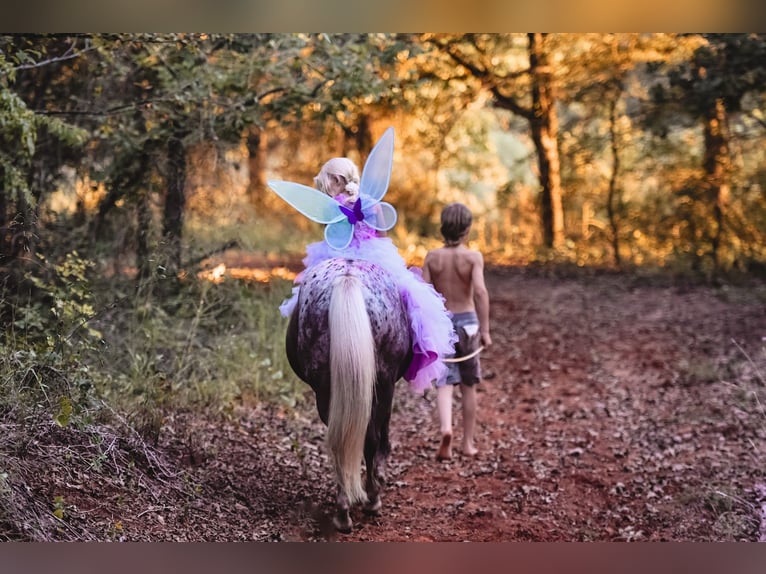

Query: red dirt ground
[4,265,766,542]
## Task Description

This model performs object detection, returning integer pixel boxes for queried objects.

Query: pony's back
[286,258,412,402]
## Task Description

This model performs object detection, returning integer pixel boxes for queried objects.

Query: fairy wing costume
[268,127,456,392]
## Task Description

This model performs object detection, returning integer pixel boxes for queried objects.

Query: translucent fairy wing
[267,180,344,224]
[359,127,394,201]
[324,219,354,250]
[364,202,397,231]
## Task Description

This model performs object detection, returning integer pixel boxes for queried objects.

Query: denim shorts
[437,311,481,387]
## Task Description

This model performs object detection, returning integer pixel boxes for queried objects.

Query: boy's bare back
[423,245,485,315]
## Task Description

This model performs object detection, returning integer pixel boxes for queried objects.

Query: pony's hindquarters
[326,273,375,505]
[285,257,412,532]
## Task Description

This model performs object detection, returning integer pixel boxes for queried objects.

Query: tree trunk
[15,180,35,262]
[355,115,373,159]
[606,94,622,268]
[94,52,156,241]
[527,33,565,249]
[0,167,7,261]
[702,97,730,272]
[136,187,152,283]
[162,130,187,279]
[341,114,373,164]
[487,34,565,250]
[246,127,267,207]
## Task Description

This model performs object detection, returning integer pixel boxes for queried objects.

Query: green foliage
[0,38,89,195]
[662,34,766,117]
[83,272,305,440]
[0,253,107,475]
[2,244,305,445]
[7,251,101,353]
[5,33,766,281]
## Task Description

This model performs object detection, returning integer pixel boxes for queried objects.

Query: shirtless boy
[422,202,492,460]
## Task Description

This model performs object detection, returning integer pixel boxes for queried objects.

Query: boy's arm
[471,252,492,347]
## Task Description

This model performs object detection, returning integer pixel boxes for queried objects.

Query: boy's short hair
[440,202,473,245]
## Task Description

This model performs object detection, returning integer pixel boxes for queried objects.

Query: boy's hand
[481,331,492,347]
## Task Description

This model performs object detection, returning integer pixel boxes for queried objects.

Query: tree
[245,34,411,203]
[430,33,565,249]
[651,33,766,272]
[0,35,88,275]
[557,34,692,267]
[3,33,416,289]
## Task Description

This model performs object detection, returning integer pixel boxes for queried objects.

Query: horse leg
[363,422,383,516]
[374,380,395,487]
[333,486,353,533]
[374,417,392,487]
[363,380,394,515]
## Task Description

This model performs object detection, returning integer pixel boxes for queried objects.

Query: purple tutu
[280,224,456,392]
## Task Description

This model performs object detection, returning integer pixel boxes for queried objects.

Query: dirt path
[5,267,766,541]
[327,268,766,541]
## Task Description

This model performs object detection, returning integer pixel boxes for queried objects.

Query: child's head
[440,202,473,246]
[314,157,360,199]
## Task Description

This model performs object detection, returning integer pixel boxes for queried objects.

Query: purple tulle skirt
[280,229,456,392]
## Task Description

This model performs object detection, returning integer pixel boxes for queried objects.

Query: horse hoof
[363,497,382,516]
[333,515,353,534]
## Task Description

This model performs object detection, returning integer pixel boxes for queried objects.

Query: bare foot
[436,433,452,461]
[462,443,478,457]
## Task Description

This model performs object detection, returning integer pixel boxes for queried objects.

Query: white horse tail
[326,273,375,505]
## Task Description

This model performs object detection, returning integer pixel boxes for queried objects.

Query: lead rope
[441,345,485,363]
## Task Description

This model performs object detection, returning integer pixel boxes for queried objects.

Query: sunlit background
[28,33,766,285]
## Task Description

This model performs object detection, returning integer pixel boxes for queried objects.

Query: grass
[86,272,307,429]
[724,338,766,421]
[704,488,760,541]
[185,210,322,261]
[1,249,307,439]
[714,338,765,541]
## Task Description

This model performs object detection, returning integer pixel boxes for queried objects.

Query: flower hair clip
[268,127,398,250]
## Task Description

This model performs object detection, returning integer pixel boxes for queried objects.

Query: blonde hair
[314,157,360,198]
[440,202,473,246]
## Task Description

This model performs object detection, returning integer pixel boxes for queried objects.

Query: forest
[1,33,765,542]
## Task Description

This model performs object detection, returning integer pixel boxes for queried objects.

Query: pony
[272,127,451,532]
[285,256,412,533]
